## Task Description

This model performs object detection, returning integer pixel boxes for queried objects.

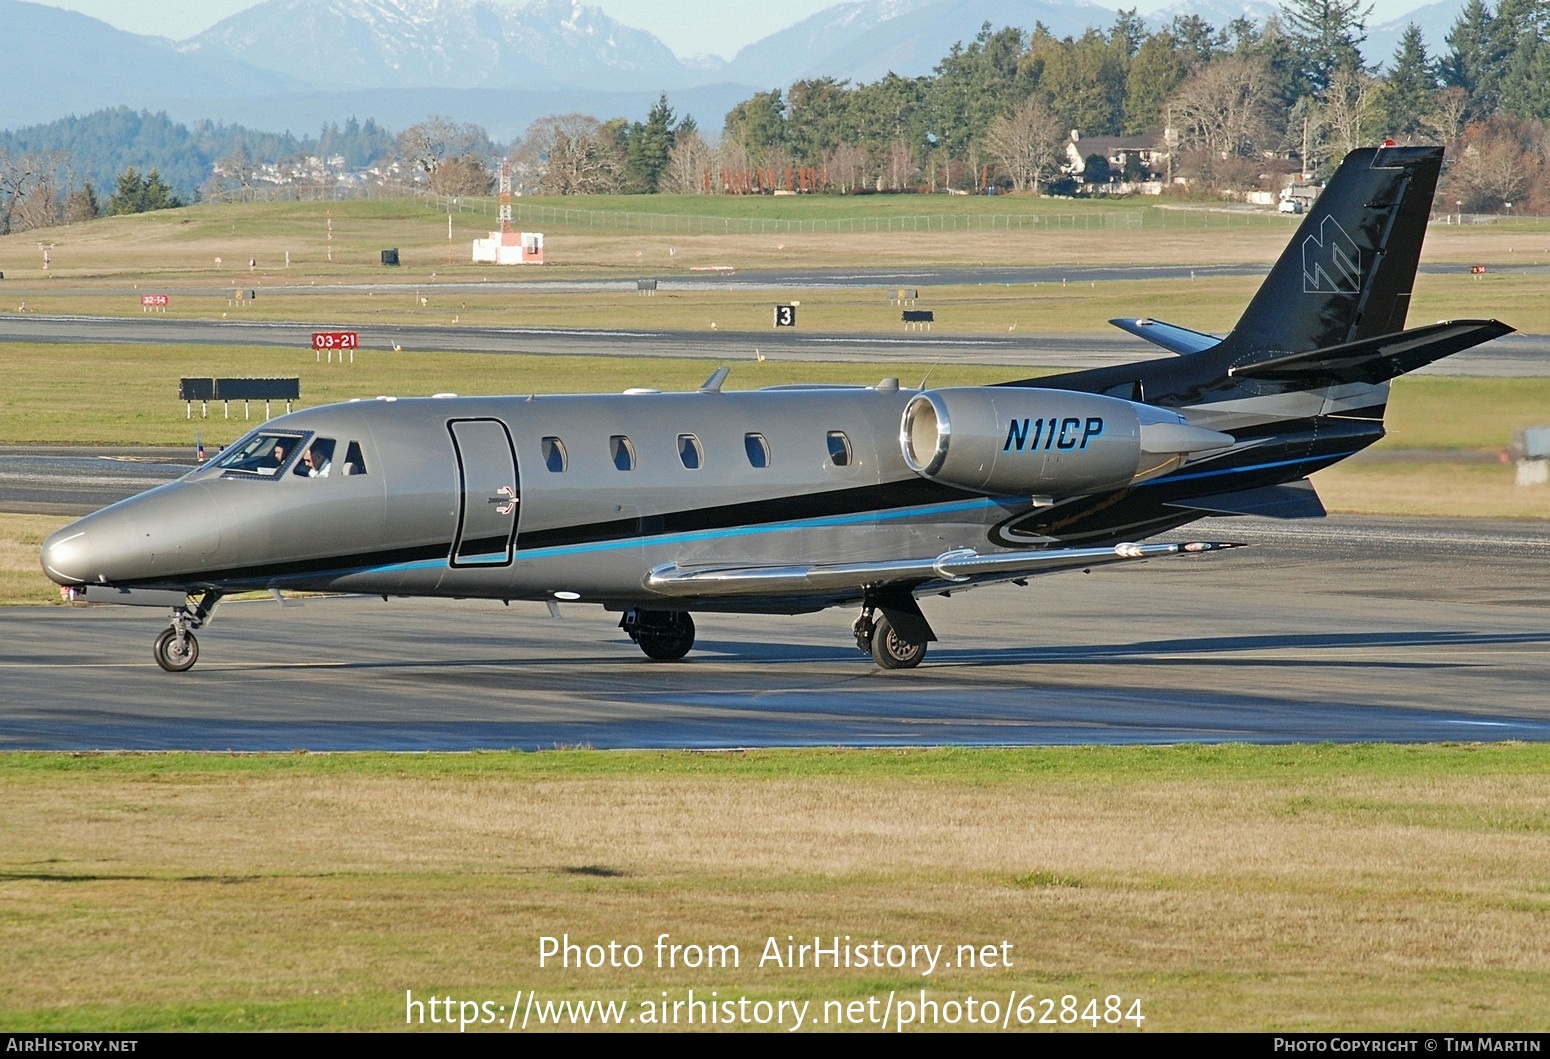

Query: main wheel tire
[153,627,199,672]
[870,615,926,669]
[637,612,695,661]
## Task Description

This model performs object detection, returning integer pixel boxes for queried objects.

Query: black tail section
[1213,144,1441,363]
[1006,145,1510,407]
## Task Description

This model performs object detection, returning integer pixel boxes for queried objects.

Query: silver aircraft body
[40,145,1514,670]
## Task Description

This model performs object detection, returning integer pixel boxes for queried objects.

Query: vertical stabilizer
[1211,145,1442,368]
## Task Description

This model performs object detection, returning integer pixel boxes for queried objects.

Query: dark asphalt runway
[3,516,1547,751]
[3,312,1545,375]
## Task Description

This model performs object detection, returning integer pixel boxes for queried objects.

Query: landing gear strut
[621,608,695,661]
[853,603,929,670]
[153,591,222,672]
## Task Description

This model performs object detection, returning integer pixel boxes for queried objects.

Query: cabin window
[341,441,368,476]
[294,437,336,477]
[744,432,770,468]
[826,431,852,467]
[610,435,636,471]
[211,430,305,477]
[541,436,568,473]
[678,433,704,469]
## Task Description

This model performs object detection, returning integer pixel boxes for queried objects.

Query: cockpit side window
[341,441,368,476]
[295,438,336,477]
[212,431,306,477]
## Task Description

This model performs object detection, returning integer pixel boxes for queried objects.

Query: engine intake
[900,387,1230,496]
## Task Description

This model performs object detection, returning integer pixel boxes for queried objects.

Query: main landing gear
[621,608,696,661]
[852,600,933,670]
[153,591,222,672]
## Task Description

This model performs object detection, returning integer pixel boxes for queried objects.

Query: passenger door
[447,418,519,567]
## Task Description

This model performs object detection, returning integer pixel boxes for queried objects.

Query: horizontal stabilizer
[1230,320,1514,384]
[1109,317,1221,355]
[1166,480,1327,519]
[646,541,1244,598]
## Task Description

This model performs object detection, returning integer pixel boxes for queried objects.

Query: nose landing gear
[153,591,223,672]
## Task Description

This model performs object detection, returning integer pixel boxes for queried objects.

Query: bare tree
[515,114,623,195]
[1421,87,1470,148]
[0,150,41,234]
[1167,54,1279,160]
[824,143,869,193]
[981,98,1065,191]
[660,128,714,193]
[396,116,493,189]
[63,184,100,224]
[1321,69,1385,162]
[884,136,918,191]
[429,156,493,196]
[1446,121,1539,211]
[12,179,60,232]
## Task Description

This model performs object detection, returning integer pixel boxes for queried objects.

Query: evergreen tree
[622,94,677,193]
[785,78,852,167]
[1495,0,1550,120]
[1281,0,1373,93]
[1125,31,1193,133]
[64,182,100,224]
[107,167,183,215]
[1382,23,1437,139]
[1170,14,1228,65]
[722,90,787,167]
[928,24,1029,157]
[1439,0,1503,118]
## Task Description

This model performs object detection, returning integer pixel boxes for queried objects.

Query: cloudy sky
[46,0,1433,61]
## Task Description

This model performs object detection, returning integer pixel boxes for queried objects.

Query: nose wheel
[153,626,199,672]
[152,590,222,672]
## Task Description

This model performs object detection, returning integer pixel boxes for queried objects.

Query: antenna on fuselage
[699,367,731,393]
[918,355,944,392]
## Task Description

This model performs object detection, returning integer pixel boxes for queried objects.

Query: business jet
[41,145,1511,671]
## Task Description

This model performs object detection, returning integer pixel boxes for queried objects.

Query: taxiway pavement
[3,515,1546,751]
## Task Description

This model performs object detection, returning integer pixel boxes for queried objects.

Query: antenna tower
[499,160,513,235]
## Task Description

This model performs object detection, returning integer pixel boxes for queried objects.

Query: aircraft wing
[644,541,1243,599]
[1109,317,1221,355]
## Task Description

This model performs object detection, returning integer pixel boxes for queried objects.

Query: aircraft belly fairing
[39,145,1516,671]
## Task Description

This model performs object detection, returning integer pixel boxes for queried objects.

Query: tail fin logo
[1302,216,1362,294]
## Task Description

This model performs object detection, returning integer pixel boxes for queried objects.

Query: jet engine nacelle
[900,387,1232,496]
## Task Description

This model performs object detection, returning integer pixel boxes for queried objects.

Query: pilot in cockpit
[299,440,333,478]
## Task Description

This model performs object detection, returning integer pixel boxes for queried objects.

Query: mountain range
[0,0,1471,142]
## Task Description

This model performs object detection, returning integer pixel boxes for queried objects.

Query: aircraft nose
[40,525,91,586]
[39,483,222,587]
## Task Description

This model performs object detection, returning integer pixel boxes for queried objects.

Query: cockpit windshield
[210,431,308,477]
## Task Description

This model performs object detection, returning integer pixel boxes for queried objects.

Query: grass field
[1,745,1545,1032]
[3,193,1548,279]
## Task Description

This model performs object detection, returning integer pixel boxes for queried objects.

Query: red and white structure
[472,160,544,264]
